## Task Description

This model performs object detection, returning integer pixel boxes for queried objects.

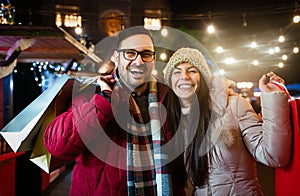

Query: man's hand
[97,77,112,91]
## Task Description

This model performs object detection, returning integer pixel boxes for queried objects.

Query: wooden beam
[57,26,102,64]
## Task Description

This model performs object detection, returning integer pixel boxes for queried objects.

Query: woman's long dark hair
[185,74,211,187]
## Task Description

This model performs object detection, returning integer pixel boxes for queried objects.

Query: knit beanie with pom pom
[163,47,212,86]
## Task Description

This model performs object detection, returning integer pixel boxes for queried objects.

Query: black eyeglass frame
[117,49,155,62]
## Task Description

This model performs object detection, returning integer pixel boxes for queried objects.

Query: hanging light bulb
[278,62,284,68]
[218,69,225,76]
[242,13,247,27]
[278,35,285,42]
[252,60,259,66]
[293,2,300,23]
[207,24,215,34]
[161,28,168,37]
[274,46,280,53]
[293,15,300,23]
[207,12,215,34]
[293,46,299,53]
[282,54,288,61]
[216,46,223,53]
[160,53,167,61]
[75,25,82,35]
[250,41,257,48]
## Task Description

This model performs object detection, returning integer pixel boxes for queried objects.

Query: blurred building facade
[9,0,170,43]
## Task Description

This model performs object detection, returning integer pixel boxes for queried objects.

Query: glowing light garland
[0,1,15,25]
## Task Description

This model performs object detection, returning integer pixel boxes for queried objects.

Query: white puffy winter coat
[187,77,291,196]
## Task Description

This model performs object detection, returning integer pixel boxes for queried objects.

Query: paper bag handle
[269,81,291,100]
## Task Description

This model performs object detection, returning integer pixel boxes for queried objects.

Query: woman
[163,47,291,195]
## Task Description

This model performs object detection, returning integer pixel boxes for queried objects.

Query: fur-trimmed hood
[208,76,238,149]
[209,76,236,116]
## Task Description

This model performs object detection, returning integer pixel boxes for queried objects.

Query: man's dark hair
[116,26,154,48]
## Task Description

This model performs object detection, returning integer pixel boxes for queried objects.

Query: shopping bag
[30,78,74,173]
[0,74,72,152]
[29,75,99,173]
[273,82,300,196]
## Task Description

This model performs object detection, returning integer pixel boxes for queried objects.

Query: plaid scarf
[117,77,172,196]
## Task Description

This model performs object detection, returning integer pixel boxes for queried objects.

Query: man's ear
[111,51,119,65]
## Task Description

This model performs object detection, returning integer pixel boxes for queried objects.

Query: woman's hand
[259,72,285,93]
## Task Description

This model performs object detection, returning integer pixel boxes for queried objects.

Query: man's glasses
[117,49,155,62]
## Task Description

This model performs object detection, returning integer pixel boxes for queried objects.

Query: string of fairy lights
[0,0,15,24]
[204,14,300,76]
[4,0,300,92]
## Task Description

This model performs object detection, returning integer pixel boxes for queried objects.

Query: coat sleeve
[44,93,113,160]
[237,92,291,167]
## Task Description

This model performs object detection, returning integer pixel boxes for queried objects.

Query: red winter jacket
[44,80,186,196]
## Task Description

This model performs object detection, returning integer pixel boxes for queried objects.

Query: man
[44,26,186,195]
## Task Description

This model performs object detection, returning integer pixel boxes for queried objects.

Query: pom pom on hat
[163,47,212,86]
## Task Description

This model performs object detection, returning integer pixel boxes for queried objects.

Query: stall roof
[0,25,97,63]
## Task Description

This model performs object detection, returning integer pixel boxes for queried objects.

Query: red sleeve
[44,93,113,160]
